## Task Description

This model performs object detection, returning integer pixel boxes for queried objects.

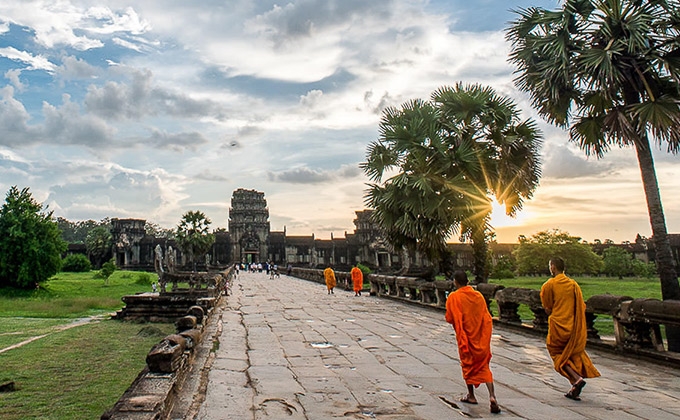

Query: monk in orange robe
[323,266,336,295]
[446,270,500,414]
[350,265,364,296]
[541,257,600,401]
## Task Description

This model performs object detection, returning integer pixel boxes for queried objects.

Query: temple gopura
[106,188,477,274]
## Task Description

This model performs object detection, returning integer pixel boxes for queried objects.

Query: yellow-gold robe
[324,267,336,290]
[541,273,600,380]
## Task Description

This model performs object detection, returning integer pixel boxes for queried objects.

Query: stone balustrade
[102,267,234,419]
[290,268,680,363]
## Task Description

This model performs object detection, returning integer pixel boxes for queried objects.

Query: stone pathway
[187,271,680,419]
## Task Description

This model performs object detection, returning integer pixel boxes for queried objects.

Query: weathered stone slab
[146,334,187,373]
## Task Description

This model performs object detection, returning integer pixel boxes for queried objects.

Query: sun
[489,200,529,228]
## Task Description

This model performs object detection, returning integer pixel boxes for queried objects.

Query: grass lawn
[0,271,158,318]
[488,275,663,337]
[0,271,175,420]
[0,320,174,420]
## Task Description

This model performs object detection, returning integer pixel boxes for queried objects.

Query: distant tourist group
[234,261,280,278]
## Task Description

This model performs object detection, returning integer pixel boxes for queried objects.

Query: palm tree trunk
[470,224,488,284]
[634,136,680,351]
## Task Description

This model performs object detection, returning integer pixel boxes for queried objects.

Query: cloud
[83,6,151,35]
[269,167,333,184]
[147,129,208,152]
[44,162,188,224]
[57,55,100,80]
[541,142,613,179]
[0,47,55,72]
[4,68,24,91]
[248,0,395,42]
[0,86,42,146]
[84,68,225,121]
[268,164,361,184]
[42,95,114,147]
[0,3,151,51]
[194,170,228,182]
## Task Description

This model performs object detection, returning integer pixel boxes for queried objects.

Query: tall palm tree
[176,210,215,272]
[362,99,468,277]
[507,0,680,350]
[362,83,542,283]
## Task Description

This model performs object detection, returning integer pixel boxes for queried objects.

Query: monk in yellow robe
[323,266,336,294]
[446,270,500,414]
[350,265,363,296]
[541,257,600,401]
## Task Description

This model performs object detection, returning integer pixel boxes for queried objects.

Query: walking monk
[350,265,363,296]
[541,257,600,400]
[445,270,500,414]
[323,266,336,295]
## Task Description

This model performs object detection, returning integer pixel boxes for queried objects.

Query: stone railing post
[585,294,632,340]
[495,288,521,325]
[434,280,455,308]
[417,280,436,305]
[614,298,680,351]
[495,287,546,330]
[475,283,505,315]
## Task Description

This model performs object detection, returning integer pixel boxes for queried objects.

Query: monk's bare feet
[460,395,478,404]
[490,397,501,414]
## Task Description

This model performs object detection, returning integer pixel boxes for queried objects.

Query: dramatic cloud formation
[0,0,677,243]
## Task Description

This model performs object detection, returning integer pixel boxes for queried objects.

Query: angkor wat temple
[77,188,674,274]
[94,188,482,274]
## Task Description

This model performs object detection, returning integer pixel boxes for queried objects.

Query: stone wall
[291,268,680,367]
[101,268,233,419]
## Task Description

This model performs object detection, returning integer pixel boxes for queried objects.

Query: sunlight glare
[489,199,530,228]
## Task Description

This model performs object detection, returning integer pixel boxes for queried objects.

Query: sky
[0,0,678,244]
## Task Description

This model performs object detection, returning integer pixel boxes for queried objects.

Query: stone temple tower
[229,188,270,264]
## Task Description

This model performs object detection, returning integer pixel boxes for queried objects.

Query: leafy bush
[61,254,92,272]
[135,272,151,285]
[357,263,372,276]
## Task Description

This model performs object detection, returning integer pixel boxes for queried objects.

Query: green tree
[362,83,542,282]
[99,258,116,286]
[514,230,603,275]
[56,218,104,244]
[490,254,516,280]
[175,211,215,272]
[145,222,175,239]
[507,0,680,348]
[631,259,656,279]
[602,246,633,279]
[86,226,112,269]
[0,186,67,288]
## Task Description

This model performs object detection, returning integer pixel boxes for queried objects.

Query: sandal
[460,396,478,404]
[572,379,586,398]
[565,379,586,401]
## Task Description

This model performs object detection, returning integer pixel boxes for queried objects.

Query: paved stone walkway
[192,271,680,419]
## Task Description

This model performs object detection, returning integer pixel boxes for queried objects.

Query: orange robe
[541,273,600,380]
[323,267,336,290]
[445,285,493,385]
[351,267,363,292]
